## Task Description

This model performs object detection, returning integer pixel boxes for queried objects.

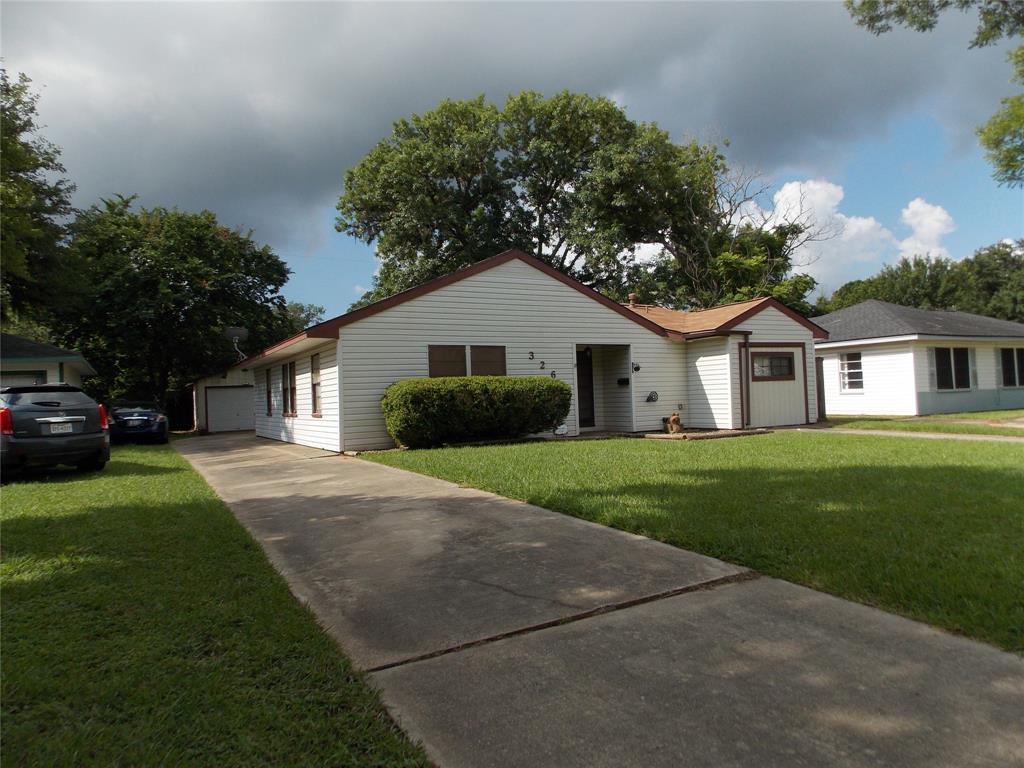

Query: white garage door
[207,386,254,432]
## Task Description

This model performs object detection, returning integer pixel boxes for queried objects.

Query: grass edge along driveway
[1,444,429,767]
[368,432,1024,654]
[827,408,1024,437]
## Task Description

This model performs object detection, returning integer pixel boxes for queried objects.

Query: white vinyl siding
[819,343,917,416]
[194,366,254,431]
[253,341,340,451]
[684,337,735,429]
[0,362,84,388]
[339,258,685,450]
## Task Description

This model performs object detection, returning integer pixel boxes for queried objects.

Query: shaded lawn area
[828,408,1024,437]
[368,432,1024,653]
[1,445,428,767]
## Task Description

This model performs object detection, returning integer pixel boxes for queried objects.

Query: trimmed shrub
[380,376,572,448]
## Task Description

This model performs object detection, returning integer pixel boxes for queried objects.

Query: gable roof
[623,297,829,339]
[0,334,97,375]
[238,250,828,368]
[814,300,1024,343]
[238,249,670,367]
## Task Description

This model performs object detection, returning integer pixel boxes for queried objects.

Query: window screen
[265,369,272,415]
[935,347,970,390]
[428,345,467,377]
[751,353,795,381]
[470,346,506,376]
[1001,348,1024,387]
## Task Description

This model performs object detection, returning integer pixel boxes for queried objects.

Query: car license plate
[49,423,74,434]
[127,419,144,426]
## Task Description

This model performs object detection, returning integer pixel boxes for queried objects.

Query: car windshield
[112,402,160,412]
[0,388,96,407]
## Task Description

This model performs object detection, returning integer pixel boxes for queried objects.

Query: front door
[576,348,595,428]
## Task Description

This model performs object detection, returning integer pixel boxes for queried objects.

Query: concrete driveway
[177,433,1024,768]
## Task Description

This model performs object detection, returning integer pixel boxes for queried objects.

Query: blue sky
[4,2,1021,319]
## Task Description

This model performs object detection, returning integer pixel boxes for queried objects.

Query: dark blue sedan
[108,401,170,443]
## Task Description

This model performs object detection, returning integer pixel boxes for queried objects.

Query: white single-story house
[814,300,1024,416]
[0,333,96,388]
[193,367,255,433]
[235,249,828,451]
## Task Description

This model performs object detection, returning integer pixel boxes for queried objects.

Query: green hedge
[380,376,572,448]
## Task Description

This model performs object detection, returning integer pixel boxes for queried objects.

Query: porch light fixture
[632,362,641,372]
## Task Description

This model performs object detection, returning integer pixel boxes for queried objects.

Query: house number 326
[528,351,556,378]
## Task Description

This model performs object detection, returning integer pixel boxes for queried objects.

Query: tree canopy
[845,0,1024,48]
[978,46,1024,187]
[338,91,818,312]
[814,239,1024,322]
[0,69,76,316]
[54,196,294,402]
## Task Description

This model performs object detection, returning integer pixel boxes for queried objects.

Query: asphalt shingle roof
[0,333,85,361]
[814,300,1024,343]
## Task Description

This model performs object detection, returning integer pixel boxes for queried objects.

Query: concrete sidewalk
[176,433,1024,768]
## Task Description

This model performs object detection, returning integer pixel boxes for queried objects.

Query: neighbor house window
[470,346,506,376]
[281,362,297,415]
[265,369,272,416]
[310,353,322,414]
[1000,348,1024,387]
[428,345,467,377]
[840,352,863,391]
[751,352,795,381]
[934,347,971,391]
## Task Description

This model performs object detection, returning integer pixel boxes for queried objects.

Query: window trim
[750,351,796,382]
[310,353,322,417]
[839,352,864,393]
[265,369,272,416]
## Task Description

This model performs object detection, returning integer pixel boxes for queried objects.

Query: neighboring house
[193,368,255,433]
[235,249,828,452]
[814,300,1024,416]
[0,334,96,388]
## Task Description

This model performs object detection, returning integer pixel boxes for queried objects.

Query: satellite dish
[223,327,249,361]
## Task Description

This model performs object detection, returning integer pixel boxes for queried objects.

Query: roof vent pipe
[628,292,637,306]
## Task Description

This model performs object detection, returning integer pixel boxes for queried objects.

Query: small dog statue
[666,412,682,434]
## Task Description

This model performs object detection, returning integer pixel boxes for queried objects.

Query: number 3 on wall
[528,352,535,360]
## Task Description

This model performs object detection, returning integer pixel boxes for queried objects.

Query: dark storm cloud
[1,2,1011,255]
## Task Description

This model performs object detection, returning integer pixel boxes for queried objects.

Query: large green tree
[0,69,76,317]
[845,1,1024,185]
[56,196,294,402]
[815,240,1024,322]
[978,46,1024,186]
[338,91,817,312]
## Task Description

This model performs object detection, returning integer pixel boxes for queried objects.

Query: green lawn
[828,408,1024,437]
[1,445,428,767]
[368,432,1024,652]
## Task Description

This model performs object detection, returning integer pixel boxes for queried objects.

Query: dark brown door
[576,349,595,428]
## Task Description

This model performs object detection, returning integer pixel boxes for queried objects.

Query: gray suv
[1,385,110,474]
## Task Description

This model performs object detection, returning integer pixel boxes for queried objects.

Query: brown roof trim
[716,297,830,339]
[239,250,670,366]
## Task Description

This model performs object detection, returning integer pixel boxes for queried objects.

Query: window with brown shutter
[470,346,506,376]
[281,361,297,415]
[428,345,467,377]
[265,369,272,416]
[310,353,321,415]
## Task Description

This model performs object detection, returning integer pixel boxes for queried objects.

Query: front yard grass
[368,432,1024,653]
[1,445,428,767]
[828,408,1024,437]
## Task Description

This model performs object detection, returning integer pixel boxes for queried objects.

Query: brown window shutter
[470,346,506,376]
[428,345,467,377]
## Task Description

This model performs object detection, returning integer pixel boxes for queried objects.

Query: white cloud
[898,197,955,259]
[750,180,955,294]
[353,284,368,294]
